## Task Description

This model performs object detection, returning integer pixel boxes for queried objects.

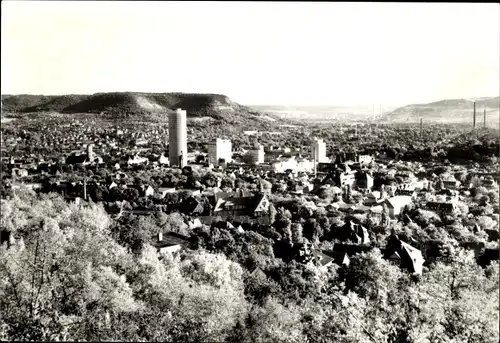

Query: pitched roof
[214,193,267,214]
[385,196,413,209]
[152,232,190,249]
[385,236,424,274]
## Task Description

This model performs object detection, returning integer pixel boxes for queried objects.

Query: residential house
[180,197,206,215]
[355,172,374,190]
[336,221,370,245]
[65,153,92,165]
[188,218,203,230]
[384,235,424,275]
[108,181,118,190]
[481,178,498,190]
[213,193,270,218]
[442,179,461,190]
[385,196,413,219]
[126,154,148,165]
[156,187,176,199]
[395,189,417,198]
[11,168,28,178]
[426,201,459,215]
[158,153,169,165]
[139,185,154,197]
[364,191,385,205]
[317,250,350,268]
[152,232,190,255]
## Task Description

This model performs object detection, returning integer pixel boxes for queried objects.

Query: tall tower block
[311,138,327,163]
[473,101,476,129]
[87,144,94,162]
[207,138,232,165]
[168,108,188,168]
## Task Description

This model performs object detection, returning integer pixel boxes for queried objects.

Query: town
[1,1,499,341]
[2,107,498,276]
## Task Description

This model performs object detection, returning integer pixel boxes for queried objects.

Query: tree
[268,203,277,224]
[0,194,138,341]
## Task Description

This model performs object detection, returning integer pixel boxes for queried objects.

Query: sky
[1,1,499,106]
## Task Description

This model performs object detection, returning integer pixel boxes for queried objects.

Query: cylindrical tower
[87,144,94,161]
[168,108,188,168]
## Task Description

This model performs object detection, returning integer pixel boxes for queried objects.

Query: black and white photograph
[1,1,499,342]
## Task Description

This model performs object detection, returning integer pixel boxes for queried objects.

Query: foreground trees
[1,191,498,342]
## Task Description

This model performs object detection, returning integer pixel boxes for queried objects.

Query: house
[442,179,461,190]
[311,250,335,271]
[384,235,424,275]
[188,218,203,230]
[152,232,190,255]
[257,178,273,195]
[213,193,270,218]
[385,196,413,219]
[426,201,459,215]
[395,189,416,198]
[314,250,350,270]
[65,153,91,165]
[158,153,169,165]
[334,171,356,188]
[126,154,148,165]
[356,172,374,190]
[139,185,154,197]
[358,154,373,165]
[181,197,205,215]
[364,191,385,205]
[481,178,498,190]
[337,221,370,245]
[11,168,28,178]
[156,187,176,198]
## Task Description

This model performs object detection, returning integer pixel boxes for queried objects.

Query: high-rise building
[311,138,327,163]
[87,144,94,162]
[245,145,265,165]
[207,138,232,165]
[168,108,188,168]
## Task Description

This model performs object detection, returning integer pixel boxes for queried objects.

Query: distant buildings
[358,154,373,165]
[311,138,327,163]
[207,138,232,166]
[245,145,265,165]
[168,108,188,168]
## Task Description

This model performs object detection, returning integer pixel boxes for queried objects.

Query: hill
[385,97,500,123]
[1,92,276,122]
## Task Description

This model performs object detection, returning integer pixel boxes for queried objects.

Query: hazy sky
[2,1,499,106]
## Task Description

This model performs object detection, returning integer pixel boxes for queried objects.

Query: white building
[245,146,265,164]
[207,138,232,165]
[168,108,188,168]
[358,155,373,165]
[272,156,315,173]
[311,138,327,163]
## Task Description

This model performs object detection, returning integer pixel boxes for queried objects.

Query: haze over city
[2,1,499,106]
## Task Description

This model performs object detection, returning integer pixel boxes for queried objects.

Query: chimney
[158,232,163,242]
